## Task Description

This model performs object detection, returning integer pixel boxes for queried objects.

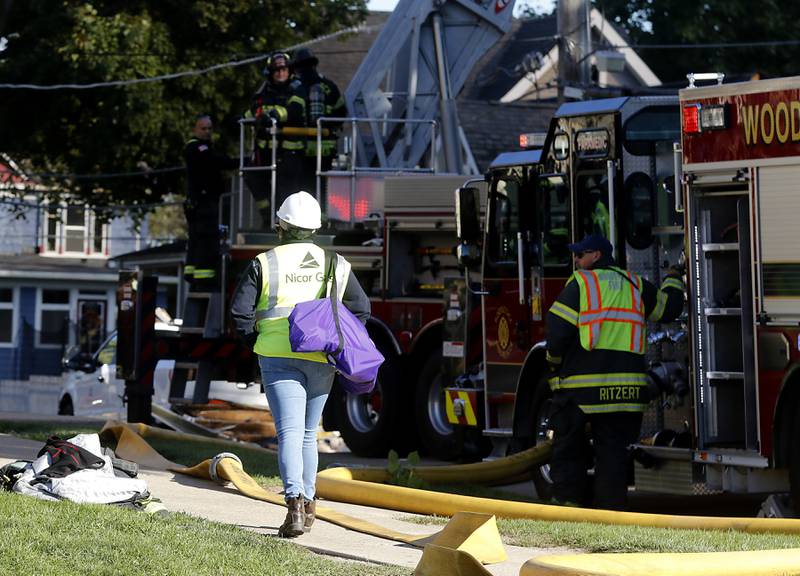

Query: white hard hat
[276,191,321,230]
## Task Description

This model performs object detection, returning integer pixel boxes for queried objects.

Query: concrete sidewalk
[0,426,571,575]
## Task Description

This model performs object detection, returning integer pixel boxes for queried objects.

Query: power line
[0,197,185,211]
[0,53,266,90]
[515,36,800,49]
[0,24,377,91]
[27,166,183,180]
[620,40,800,50]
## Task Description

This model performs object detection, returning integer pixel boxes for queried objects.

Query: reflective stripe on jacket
[253,243,351,361]
[548,372,649,413]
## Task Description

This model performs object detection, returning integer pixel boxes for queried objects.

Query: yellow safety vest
[253,243,351,361]
[573,267,645,354]
[547,268,670,414]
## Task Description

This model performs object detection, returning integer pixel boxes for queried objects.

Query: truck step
[179,327,206,335]
[482,427,513,437]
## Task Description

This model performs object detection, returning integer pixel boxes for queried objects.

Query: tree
[597,0,800,84]
[0,0,367,207]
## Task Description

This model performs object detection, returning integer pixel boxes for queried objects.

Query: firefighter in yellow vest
[545,234,685,510]
[230,191,370,537]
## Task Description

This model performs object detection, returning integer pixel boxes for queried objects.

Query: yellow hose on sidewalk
[316,465,800,535]
[520,548,800,575]
[177,456,507,567]
[103,422,800,575]
[102,421,506,566]
[103,421,800,535]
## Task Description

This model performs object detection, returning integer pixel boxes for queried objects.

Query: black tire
[529,376,554,500]
[414,350,461,460]
[331,365,395,458]
[58,395,74,416]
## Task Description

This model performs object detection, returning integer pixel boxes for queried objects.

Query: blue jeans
[259,356,336,501]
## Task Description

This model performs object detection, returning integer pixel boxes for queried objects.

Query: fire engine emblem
[495,306,513,358]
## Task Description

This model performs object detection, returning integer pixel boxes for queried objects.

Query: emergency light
[682,103,727,134]
[519,132,546,149]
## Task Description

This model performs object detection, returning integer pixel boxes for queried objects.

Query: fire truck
[117,0,516,458]
[450,95,686,495]
[639,74,800,511]
[448,77,800,510]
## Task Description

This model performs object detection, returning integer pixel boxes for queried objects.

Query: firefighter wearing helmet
[230,191,370,538]
[291,47,347,207]
[244,52,308,227]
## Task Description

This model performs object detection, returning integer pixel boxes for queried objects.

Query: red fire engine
[450,95,686,497]
[116,0,514,460]
[449,81,800,511]
[655,75,800,511]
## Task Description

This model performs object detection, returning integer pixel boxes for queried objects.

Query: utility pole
[557,0,591,102]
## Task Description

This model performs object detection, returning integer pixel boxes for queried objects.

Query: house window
[41,204,108,257]
[38,288,71,347]
[0,288,17,346]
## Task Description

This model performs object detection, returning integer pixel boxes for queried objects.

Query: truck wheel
[530,377,554,501]
[414,350,461,460]
[58,395,74,416]
[331,369,393,458]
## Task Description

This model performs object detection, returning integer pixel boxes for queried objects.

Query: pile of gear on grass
[0,433,166,514]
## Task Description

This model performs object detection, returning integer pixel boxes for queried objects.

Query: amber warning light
[683,103,727,134]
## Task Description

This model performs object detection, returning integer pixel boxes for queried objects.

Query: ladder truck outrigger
[116,0,517,458]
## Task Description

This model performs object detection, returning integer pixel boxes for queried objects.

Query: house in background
[0,155,156,412]
[466,9,662,104]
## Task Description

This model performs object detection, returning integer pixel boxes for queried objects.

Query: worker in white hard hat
[230,190,370,538]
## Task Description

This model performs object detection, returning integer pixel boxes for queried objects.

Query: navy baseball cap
[567,234,613,255]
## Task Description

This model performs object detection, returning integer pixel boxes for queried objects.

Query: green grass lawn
[0,420,103,443]
[0,492,406,576]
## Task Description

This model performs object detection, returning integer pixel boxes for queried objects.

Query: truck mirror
[455,186,481,243]
[624,172,654,250]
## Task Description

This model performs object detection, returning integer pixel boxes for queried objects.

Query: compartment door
[758,165,800,320]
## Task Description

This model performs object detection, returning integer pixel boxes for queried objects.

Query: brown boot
[303,498,316,532]
[278,496,305,538]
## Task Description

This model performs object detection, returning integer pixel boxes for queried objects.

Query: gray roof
[304,12,391,98]
[458,99,557,171]
[0,253,118,281]
[462,15,558,101]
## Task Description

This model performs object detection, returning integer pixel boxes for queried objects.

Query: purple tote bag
[288,253,384,394]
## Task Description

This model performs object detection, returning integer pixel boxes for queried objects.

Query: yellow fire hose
[101,422,506,568]
[102,422,800,576]
[101,421,800,535]
[520,548,800,575]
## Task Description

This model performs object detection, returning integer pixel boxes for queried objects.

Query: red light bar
[683,104,701,134]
